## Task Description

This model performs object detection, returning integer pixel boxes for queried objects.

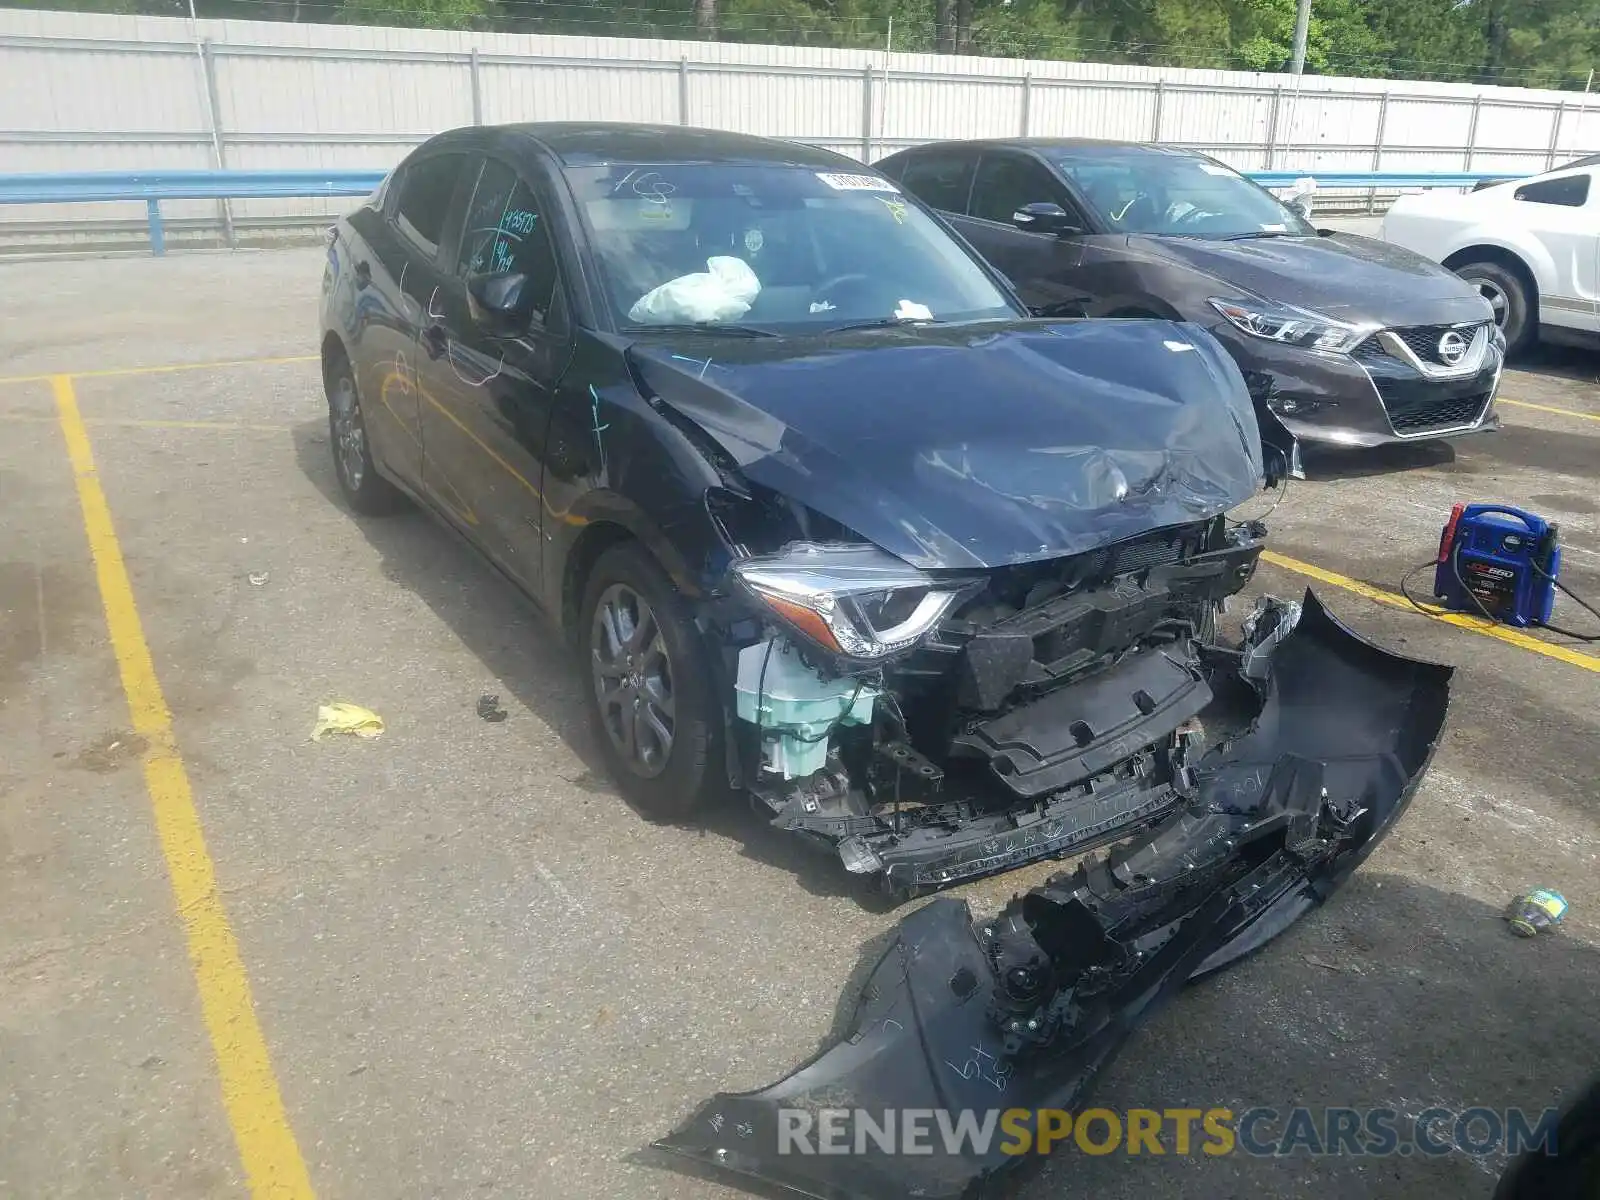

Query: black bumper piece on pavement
[656,591,1453,1200]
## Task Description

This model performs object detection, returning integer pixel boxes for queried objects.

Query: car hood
[627,319,1264,571]
[1142,232,1492,327]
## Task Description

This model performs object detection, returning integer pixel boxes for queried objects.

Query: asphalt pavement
[2,247,1599,1200]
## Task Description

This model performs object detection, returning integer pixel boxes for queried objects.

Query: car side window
[898,152,977,214]
[393,153,466,256]
[1513,173,1591,208]
[456,157,559,323]
[970,153,1069,225]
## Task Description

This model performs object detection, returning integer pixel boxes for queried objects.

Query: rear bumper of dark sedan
[1208,321,1503,448]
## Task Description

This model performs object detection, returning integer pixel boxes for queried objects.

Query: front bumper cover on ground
[657,591,1452,1200]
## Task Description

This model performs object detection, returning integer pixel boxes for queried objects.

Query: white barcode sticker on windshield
[815,172,901,193]
[1197,163,1239,176]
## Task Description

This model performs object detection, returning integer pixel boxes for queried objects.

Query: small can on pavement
[1506,888,1568,937]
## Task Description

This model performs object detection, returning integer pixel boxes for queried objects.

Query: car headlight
[731,543,978,660]
[1208,297,1368,355]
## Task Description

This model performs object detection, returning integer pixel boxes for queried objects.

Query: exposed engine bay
[662,590,1453,1200]
[712,512,1269,891]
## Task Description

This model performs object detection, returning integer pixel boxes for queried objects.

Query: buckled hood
[628,319,1265,570]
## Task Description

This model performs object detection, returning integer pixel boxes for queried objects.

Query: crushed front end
[661,591,1452,1200]
[713,513,1268,893]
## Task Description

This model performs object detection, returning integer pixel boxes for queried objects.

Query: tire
[1454,260,1534,355]
[579,542,727,820]
[325,352,405,515]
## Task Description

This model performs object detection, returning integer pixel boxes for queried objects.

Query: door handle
[353,259,371,289]
[422,322,449,360]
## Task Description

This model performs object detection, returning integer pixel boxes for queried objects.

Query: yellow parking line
[1262,549,1600,674]
[0,354,317,387]
[1500,397,1600,423]
[51,374,316,1200]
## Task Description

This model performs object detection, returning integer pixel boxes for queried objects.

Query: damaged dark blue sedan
[319,119,1445,886]
[321,122,1450,1200]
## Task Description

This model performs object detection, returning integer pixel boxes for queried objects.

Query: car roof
[885,138,1200,159]
[474,122,859,169]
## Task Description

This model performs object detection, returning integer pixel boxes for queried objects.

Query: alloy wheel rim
[1471,278,1509,327]
[590,583,676,778]
[332,374,366,491]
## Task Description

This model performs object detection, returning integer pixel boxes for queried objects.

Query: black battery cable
[1532,559,1600,642]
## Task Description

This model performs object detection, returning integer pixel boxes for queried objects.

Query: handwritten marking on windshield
[632,171,676,206]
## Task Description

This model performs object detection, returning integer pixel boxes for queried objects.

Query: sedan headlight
[731,543,978,660]
[1208,297,1369,355]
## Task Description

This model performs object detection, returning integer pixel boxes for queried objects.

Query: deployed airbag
[628,255,761,324]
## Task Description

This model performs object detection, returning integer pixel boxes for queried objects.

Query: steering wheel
[812,272,872,304]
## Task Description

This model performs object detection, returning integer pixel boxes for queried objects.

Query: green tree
[9,0,1600,89]
[339,0,482,26]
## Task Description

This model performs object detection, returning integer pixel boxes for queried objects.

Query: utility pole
[1289,0,1312,75]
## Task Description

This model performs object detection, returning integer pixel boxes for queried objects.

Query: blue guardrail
[0,167,1520,256]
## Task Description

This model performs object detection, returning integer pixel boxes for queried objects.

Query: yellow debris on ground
[310,702,385,741]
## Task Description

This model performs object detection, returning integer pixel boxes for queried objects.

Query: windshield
[1051,150,1314,238]
[563,163,1018,331]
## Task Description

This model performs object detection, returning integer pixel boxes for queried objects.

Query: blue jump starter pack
[1434,503,1560,628]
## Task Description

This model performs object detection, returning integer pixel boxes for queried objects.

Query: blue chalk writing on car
[502,209,538,236]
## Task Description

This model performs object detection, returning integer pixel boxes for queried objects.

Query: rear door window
[393,153,466,256]
[898,152,977,215]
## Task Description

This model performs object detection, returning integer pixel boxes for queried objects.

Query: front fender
[561,485,721,601]
[1445,229,1553,292]
[541,359,742,621]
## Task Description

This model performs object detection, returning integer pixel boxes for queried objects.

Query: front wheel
[1454,260,1534,355]
[326,355,405,515]
[579,542,727,820]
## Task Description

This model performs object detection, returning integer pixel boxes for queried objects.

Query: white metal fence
[4,6,1600,251]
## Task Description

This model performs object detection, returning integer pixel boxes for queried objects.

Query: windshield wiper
[623,322,779,338]
[822,316,946,334]
[1218,230,1305,241]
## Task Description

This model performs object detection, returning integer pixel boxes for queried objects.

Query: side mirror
[1012,202,1083,236]
[466,271,535,337]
